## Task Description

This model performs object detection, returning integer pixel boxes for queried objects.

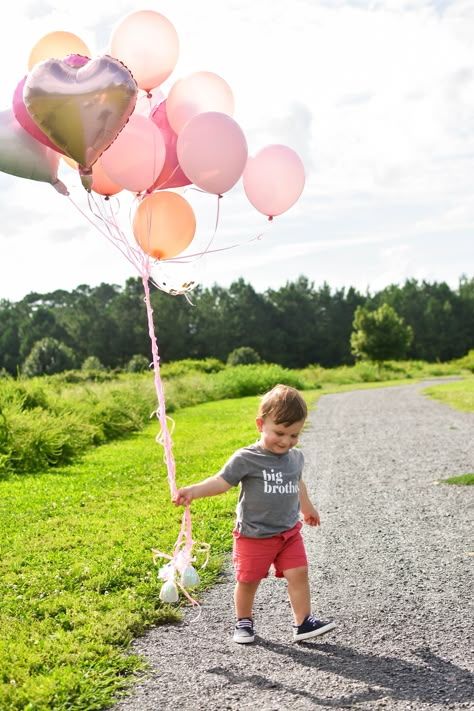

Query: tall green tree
[265,276,317,367]
[22,337,77,377]
[351,303,413,368]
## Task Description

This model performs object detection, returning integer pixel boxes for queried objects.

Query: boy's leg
[284,565,336,641]
[283,566,311,625]
[233,579,261,643]
[234,579,261,619]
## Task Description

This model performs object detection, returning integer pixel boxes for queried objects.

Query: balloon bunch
[0,9,307,606]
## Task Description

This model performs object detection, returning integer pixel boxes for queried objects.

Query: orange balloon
[109,10,179,93]
[62,155,77,170]
[91,158,123,197]
[61,147,123,197]
[28,31,91,70]
[133,191,196,259]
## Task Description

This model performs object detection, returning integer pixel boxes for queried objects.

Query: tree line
[0,274,472,376]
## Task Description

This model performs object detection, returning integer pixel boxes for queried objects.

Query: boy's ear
[255,417,263,432]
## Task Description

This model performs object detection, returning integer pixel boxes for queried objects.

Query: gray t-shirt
[218,442,304,538]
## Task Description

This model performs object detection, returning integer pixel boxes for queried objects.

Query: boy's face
[256,415,305,455]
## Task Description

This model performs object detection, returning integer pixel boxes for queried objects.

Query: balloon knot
[146,91,153,99]
[268,216,274,222]
[218,194,223,200]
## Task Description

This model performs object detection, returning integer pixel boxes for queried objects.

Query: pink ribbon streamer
[65,186,273,612]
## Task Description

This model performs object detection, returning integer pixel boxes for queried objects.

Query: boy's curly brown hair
[258,384,307,425]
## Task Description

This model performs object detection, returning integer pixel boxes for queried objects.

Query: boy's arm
[173,474,232,507]
[299,479,321,526]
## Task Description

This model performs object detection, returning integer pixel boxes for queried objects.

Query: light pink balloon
[243,144,305,217]
[166,71,235,135]
[177,111,248,195]
[148,100,191,191]
[13,76,64,153]
[134,88,166,118]
[109,10,179,93]
[100,114,166,193]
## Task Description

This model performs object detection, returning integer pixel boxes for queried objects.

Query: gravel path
[112,381,474,710]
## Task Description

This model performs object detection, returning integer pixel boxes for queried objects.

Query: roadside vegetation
[1,357,472,709]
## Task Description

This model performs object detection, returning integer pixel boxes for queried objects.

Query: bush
[161,363,306,412]
[227,347,262,366]
[126,354,151,373]
[0,377,157,474]
[456,349,474,374]
[49,370,116,384]
[82,356,105,371]
[22,338,77,377]
[213,364,305,399]
[160,358,225,379]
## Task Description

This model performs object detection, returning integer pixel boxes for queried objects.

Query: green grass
[438,473,474,485]
[422,377,474,412]
[423,377,474,486]
[1,368,472,709]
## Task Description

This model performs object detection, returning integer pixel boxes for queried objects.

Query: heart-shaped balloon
[23,55,137,171]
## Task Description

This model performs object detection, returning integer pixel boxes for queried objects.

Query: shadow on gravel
[208,641,474,708]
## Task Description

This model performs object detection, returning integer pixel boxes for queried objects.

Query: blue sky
[0,0,472,302]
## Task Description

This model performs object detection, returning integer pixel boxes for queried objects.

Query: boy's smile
[256,416,305,455]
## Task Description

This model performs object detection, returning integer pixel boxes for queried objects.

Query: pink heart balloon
[23,55,137,171]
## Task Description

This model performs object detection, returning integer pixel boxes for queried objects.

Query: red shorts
[232,521,308,582]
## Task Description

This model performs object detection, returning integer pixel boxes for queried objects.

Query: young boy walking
[173,383,335,644]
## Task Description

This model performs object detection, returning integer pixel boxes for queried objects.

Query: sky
[0,0,473,303]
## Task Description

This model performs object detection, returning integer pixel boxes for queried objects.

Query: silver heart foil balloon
[23,55,137,171]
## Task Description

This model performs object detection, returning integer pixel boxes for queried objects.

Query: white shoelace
[236,618,253,629]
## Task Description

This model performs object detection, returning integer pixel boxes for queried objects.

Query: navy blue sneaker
[233,618,255,644]
[293,614,336,641]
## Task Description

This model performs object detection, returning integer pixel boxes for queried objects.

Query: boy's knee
[282,565,309,582]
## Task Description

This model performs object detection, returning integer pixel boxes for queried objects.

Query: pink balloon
[134,88,166,118]
[166,71,235,135]
[109,10,179,93]
[243,145,305,217]
[13,76,64,153]
[147,100,191,191]
[63,53,90,67]
[100,114,166,193]
[177,111,248,195]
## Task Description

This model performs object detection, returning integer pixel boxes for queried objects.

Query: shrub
[227,347,262,366]
[126,354,151,373]
[22,338,77,377]
[82,356,105,371]
[49,370,116,384]
[456,349,474,374]
[0,404,99,473]
[160,358,225,379]
[213,364,305,399]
